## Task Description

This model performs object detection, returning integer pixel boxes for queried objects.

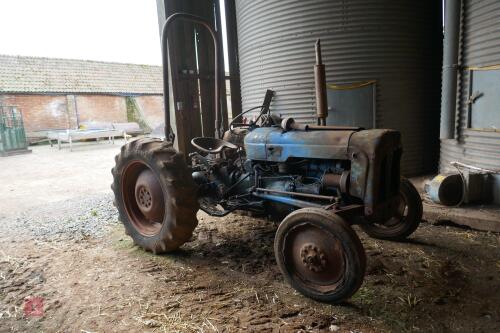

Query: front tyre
[274,208,366,303]
[111,138,199,254]
[361,177,422,241]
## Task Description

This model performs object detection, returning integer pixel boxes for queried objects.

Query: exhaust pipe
[314,39,328,126]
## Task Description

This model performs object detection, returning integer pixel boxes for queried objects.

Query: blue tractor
[111,13,422,303]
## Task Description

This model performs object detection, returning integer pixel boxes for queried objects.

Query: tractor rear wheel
[361,177,422,241]
[274,208,366,303]
[111,138,199,253]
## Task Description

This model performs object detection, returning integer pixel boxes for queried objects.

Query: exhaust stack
[314,39,328,126]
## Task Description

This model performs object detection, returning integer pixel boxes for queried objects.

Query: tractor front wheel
[111,138,199,254]
[274,208,366,303]
[361,177,422,241]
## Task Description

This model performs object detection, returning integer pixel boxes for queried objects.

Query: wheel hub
[137,186,152,209]
[134,169,165,222]
[282,222,347,291]
[300,243,327,272]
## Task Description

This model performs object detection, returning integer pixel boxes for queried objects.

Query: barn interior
[0,1,499,332]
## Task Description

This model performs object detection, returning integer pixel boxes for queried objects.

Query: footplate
[199,197,233,217]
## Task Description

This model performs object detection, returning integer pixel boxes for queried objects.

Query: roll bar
[161,13,221,142]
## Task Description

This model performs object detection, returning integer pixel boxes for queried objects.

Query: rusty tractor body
[111,13,422,303]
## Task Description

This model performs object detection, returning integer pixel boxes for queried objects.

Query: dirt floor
[0,141,499,332]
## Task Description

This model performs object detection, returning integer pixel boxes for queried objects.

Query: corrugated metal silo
[235,0,442,175]
[439,0,500,203]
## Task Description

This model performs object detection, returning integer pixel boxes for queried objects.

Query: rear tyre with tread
[111,138,198,254]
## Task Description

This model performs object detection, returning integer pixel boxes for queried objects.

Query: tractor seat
[191,137,238,154]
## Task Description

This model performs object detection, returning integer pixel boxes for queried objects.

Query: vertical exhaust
[314,39,328,126]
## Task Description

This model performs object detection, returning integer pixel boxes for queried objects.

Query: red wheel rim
[282,223,346,293]
[121,160,165,236]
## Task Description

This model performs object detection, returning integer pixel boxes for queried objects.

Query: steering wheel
[229,90,276,133]
[229,105,265,133]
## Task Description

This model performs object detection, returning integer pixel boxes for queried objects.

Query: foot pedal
[199,197,232,217]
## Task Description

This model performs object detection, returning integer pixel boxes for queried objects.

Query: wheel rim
[121,160,165,236]
[377,190,409,228]
[282,222,346,293]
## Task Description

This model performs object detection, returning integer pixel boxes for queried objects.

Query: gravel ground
[0,193,118,241]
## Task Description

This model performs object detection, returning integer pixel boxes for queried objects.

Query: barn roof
[0,55,163,95]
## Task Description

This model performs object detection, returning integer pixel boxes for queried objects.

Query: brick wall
[1,94,70,132]
[75,95,127,124]
[1,94,162,139]
[1,94,128,134]
[134,95,164,128]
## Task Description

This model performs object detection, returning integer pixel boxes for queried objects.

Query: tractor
[111,13,422,303]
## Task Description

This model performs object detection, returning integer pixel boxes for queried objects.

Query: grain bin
[439,0,500,204]
[235,0,442,175]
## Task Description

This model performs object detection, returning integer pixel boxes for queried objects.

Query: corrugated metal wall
[440,0,500,176]
[235,0,442,175]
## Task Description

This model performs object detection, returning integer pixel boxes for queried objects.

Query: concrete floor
[0,140,124,215]
[411,176,500,232]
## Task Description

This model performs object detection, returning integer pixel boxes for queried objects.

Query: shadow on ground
[116,212,499,332]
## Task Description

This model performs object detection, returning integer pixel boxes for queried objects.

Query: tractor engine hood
[244,127,402,216]
[244,127,400,162]
[245,127,354,161]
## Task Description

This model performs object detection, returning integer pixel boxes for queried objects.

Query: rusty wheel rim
[282,223,346,293]
[379,191,408,228]
[121,160,165,236]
